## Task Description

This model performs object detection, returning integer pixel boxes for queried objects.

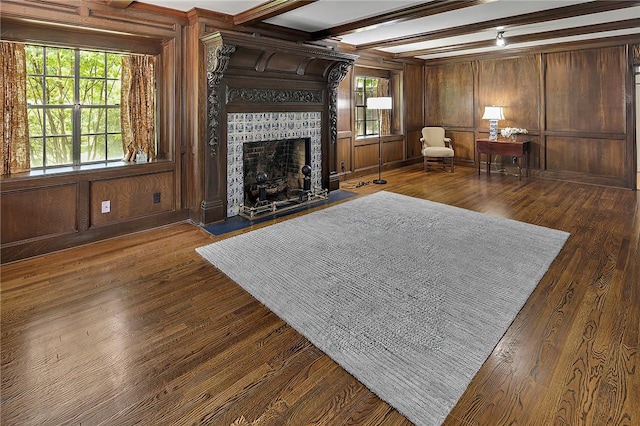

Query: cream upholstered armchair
[420,127,454,172]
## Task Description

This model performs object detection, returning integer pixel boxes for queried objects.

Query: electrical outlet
[153,192,161,204]
[101,200,110,214]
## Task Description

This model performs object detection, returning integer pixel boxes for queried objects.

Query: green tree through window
[26,45,124,168]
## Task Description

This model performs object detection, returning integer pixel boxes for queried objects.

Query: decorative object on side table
[482,106,505,141]
[501,127,528,142]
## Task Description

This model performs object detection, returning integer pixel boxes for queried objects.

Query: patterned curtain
[1,42,30,175]
[377,78,391,135]
[121,55,156,162]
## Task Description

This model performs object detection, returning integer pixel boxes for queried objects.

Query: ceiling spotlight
[496,31,506,47]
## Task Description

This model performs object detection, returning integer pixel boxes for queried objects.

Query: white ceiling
[138,0,640,60]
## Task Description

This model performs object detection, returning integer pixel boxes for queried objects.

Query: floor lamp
[367,96,392,184]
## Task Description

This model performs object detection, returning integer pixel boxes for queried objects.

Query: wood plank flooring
[2,165,638,425]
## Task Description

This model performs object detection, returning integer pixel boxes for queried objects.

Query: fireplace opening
[243,137,311,208]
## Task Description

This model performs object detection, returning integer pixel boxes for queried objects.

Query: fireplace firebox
[243,137,310,207]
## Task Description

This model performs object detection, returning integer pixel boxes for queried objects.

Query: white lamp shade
[367,97,392,110]
[482,106,505,120]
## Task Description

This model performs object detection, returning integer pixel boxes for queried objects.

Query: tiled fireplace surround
[226,112,322,217]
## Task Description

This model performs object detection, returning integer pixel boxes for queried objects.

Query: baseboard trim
[1,209,190,264]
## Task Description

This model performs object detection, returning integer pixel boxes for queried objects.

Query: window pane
[370,120,379,135]
[45,108,73,136]
[106,79,121,105]
[45,77,74,104]
[29,137,44,168]
[106,53,122,79]
[107,108,121,133]
[79,78,105,105]
[46,48,74,77]
[356,121,364,137]
[82,135,106,162]
[27,76,44,105]
[81,108,106,134]
[45,136,73,166]
[28,109,44,137]
[107,135,123,160]
[80,51,105,78]
[25,45,44,75]
[355,91,364,106]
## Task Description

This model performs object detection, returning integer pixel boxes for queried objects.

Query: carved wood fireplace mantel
[198,30,357,225]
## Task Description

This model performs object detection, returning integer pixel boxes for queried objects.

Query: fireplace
[198,31,356,225]
[226,112,323,217]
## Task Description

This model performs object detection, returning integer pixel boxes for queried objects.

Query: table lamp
[482,106,505,141]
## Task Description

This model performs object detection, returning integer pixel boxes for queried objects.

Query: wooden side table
[476,138,531,181]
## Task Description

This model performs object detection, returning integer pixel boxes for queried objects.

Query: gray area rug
[196,191,569,425]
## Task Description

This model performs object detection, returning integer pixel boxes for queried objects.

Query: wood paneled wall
[478,55,541,169]
[546,48,625,133]
[2,184,77,245]
[1,164,187,264]
[90,171,175,227]
[544,47,629,185]
[405,63,424,160]
[424,45,635,188]
[336,66,354,174]
[426,62,474,129]
[425,62,476,165]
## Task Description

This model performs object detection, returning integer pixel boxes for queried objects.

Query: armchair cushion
[422,146,454,157]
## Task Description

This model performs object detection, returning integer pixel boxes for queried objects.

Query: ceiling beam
[356,1,639,51]
[233,0,318,26]
[105,0,134,8]
[422,33,640,66]
[311,0,490,40]
[395,18,640,58]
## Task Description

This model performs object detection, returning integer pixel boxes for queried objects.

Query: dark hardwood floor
[2,165,638,425]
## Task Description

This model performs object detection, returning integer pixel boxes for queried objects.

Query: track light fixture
[496,31,506,47]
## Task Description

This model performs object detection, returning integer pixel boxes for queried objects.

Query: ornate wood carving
[206,44,236,157]
[633,44,640,65]
[327,61,354,144]
[226,87,323,104]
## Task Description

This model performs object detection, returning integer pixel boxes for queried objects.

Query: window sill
[354,133,404,145]
[1,159,175,188]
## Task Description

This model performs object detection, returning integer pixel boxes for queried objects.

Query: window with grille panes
[26,45,140,169]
